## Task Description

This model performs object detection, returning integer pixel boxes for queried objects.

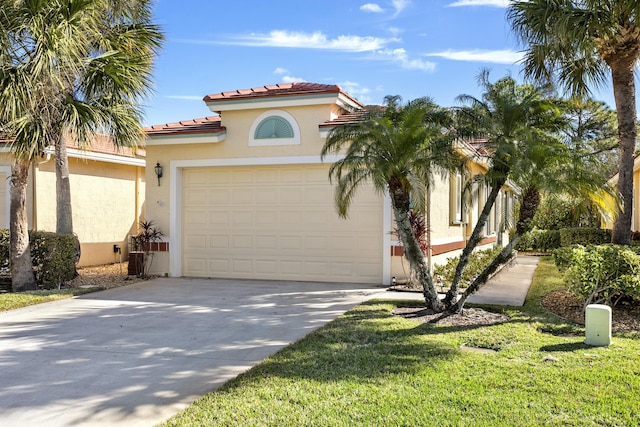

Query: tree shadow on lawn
[539,342,592,352]
[249,300,515,384]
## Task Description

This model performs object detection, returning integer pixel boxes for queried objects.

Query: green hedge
[554,244,640,306]
[0,229,77,289]
[516,229,561,252]
[559,227,611,247]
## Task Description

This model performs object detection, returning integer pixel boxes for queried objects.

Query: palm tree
[508,0,640,245]
[443,71,566,310]
[0,0,163,236]
[1,0,162,290]
[321,96,463,312]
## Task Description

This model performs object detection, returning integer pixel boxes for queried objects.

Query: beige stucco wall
[34,158,144,267]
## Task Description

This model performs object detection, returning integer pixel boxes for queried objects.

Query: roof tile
[203,82,350,104]
[144,116,225,136]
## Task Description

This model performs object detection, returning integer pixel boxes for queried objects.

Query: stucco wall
[35,158,144,266]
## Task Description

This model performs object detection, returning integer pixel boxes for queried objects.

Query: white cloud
[360,3,384,13]
[376,48,437,72]
[273,68,305,83]
[392,0,411,15]
[447,0,510,7]
[221,30,396,52]
[164,95,203,101]
[339,81,375,104]
[425,49,523,64]
[282,75,306,83]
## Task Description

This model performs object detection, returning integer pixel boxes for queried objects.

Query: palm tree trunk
[55,136,74,234]
[450,185,540,313]
[10,159,36,292]
[610,62,637,245]
[443,179,504,307]
[389,179,442,311]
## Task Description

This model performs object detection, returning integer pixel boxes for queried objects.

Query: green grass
[161,257,640,426]
[0,287,100,311]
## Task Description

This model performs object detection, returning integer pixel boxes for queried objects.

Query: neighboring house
[143,82,515,285]
[607,154,640,232]
[0,135,145,267]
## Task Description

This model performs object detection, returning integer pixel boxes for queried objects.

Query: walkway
[467,255,539,306]
[380,255,540,306]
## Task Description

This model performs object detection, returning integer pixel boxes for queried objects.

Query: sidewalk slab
[467,255,539,306]
[377,255,539,307]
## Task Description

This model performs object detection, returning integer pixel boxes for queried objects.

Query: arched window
[249,110,300,146]
[254,116,294,139]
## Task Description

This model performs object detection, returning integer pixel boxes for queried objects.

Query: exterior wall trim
[390,235,497,257]
[43,147,145,167]
[145,132,227,145]
[169,154,391,283]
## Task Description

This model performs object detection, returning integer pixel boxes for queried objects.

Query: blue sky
[144,0,614,126]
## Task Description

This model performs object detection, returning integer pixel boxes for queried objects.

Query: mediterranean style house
[0,136,145,267]
[143,82,515,285]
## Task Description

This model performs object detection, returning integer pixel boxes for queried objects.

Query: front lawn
[161,258,639,426]
[0,287,100,312]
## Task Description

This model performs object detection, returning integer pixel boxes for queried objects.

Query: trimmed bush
[0,230,77,289]
[559,227,611,247]
[555,244,640,307]
[516,229,561,252]
[434,246,504,288]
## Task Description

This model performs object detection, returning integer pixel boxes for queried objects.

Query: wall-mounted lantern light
[154,162,163,186]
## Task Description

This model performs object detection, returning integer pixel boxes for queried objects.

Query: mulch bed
[392,306,509,327]
[541,290,640,333]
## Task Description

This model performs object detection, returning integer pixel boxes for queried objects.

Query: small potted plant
[128,220,163,278]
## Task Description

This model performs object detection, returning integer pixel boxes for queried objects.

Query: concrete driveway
[0,278,386,426]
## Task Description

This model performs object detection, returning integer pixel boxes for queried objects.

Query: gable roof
[144,116,225,137]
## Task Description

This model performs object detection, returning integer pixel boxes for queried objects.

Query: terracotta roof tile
[203,82,358,106]
[144,116,225,136]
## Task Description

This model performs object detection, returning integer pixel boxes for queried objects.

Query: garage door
[181,164,383,283]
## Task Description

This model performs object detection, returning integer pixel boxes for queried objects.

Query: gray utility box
[585,304,612,346]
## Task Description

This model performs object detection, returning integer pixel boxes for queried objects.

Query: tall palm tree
[0,0,163,236]
[443,71,566,309]
[508,0,640,245]
[0,0,162,290]
[446,73,616,312]
[321,96,463,312]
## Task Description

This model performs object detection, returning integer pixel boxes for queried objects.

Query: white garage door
[181,164,383,283]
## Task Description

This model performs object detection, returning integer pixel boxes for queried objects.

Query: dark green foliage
[532,195,601,230]
[559,227,611,247]
[0,229,76,289]
[517,186,541,234]
[555,244,640,307]
[516,229,561,252]
[434,246,503,288]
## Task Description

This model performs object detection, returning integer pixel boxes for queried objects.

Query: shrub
[558,244,640,307]
[559,227,611,247]
[516,229,561,252]
[532,194,601,230]
[434,246,504,288]
[0,230,77,289]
